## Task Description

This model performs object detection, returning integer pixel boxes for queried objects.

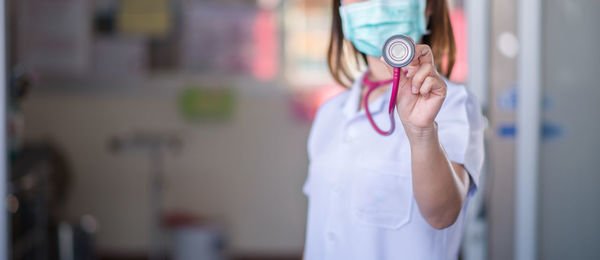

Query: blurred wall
[20,74,310,255]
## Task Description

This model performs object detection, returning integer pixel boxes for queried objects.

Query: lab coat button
[343,127,359,142]
[327,231,336,241]
[331,185,341,195]
[342,130,354,142]
[348,128,358,138]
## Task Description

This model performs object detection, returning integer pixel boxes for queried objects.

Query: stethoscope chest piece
[363,34,416,136]
[382,35,415,68]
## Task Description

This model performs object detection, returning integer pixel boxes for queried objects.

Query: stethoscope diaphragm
[382,35,415,68]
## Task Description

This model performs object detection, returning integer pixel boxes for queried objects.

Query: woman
[302,0,485,259]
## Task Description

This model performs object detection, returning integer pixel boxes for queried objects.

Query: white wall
[21,74,311,254]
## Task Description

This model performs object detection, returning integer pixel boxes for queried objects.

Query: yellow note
[117,0,171,37]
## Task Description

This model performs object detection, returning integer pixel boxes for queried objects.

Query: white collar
[342,70,392,119]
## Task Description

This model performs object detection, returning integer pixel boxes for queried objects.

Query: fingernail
[412,86,418,94]
[404,70,408,76]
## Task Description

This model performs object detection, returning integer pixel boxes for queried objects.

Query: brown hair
[327,0,457,88]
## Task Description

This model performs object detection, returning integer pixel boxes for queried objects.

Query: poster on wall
[17,0,91,78]
[178,84,236,122]
[282,0,334,89]
[117,0,172,38]
[179,2,280,81]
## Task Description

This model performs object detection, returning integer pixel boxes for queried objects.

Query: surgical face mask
[340,0,427,58]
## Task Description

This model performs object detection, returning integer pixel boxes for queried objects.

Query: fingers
[419,76,436,97]
[410,63,436,94]
[403,44,434,80]
[409,44,434,67]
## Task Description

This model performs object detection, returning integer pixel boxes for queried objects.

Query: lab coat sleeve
[302,98,325,197]
[302,177,311,197]
[435,84,485,197]
[302,137,313,196]
[302,118,317,197]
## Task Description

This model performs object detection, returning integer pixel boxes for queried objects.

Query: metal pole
[466,0,490,109]
[149,146,165,260]
[516,0,542,259]
[0,0,8,258]
[463,2,490,259]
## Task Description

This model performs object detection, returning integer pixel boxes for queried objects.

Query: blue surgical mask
[340,0,427,58]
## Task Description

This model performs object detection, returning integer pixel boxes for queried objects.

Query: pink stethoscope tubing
[362,68,401,136]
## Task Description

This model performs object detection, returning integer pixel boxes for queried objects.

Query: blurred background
[1,0,599,260]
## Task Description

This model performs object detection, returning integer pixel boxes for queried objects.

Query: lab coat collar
[342,70,391,119]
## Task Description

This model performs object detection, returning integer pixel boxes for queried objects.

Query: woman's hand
[381,45,470,229]
[381,44,447,139]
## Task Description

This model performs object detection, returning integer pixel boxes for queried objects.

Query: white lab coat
[302,71,485,260]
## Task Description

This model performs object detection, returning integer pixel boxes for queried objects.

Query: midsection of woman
[303,70,483,259]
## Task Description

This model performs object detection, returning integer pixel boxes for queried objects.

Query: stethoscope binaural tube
[364,35,415,136]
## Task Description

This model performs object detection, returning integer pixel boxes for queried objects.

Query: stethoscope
[363,34,415,136]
